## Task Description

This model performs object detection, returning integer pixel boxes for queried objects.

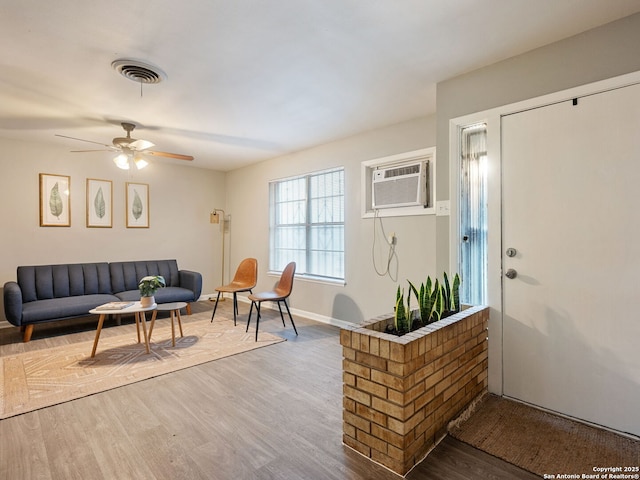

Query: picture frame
[86,178,113,228]
[39,173,71,227]
[126,182,149,228]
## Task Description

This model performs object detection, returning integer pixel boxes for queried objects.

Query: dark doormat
[449,394,640,477]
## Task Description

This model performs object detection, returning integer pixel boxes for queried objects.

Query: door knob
[505,268,518,279]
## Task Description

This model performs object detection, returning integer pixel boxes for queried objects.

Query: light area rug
[449,394,640,477]
[0,312,284,419]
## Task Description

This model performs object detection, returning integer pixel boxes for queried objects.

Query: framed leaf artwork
[126,182,149,228]
[86,179,112,228]
[39,173,71,227]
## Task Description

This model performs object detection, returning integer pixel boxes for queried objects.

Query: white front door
[501,82,640,436]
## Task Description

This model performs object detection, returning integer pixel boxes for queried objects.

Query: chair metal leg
[211,291,221,322]
[277,301,286,327]
[254,301,261,341]
[246,301,254,332]
[283,299,298,336]
[232,293,238,326]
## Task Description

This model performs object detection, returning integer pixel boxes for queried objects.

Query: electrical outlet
[436,200,450,216]
[388,232,397,245]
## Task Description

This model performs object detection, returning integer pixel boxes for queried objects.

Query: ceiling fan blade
[55,134,112,148]
[130,139,155,150]
[70,149,113,153]
[146,150,194,161]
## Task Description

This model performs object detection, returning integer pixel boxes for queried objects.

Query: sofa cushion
[18,263,112,302]
[109,260,181,293]
[21,294,119,324]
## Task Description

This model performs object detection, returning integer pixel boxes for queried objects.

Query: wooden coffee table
[89,301,157,357]
[148,302,186,347]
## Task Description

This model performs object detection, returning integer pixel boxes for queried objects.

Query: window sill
[267,271,346,287]
[362,206,435,219]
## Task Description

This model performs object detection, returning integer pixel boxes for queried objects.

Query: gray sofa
[3,259,202,342]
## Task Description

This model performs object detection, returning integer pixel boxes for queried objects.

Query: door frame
[448,70,640,396]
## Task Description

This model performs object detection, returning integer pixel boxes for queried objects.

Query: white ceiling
[2,1,640,171]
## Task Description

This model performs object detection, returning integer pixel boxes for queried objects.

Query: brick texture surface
[341,306,489,476]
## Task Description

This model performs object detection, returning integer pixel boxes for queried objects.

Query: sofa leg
[22,324,34,342]
[186,303,192,315]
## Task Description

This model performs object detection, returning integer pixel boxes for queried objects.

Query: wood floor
[0,301,538,480]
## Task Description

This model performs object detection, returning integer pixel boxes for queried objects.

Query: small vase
[140,295,155,308]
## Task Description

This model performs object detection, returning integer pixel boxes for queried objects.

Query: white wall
[435,12,640,274]
[0,137,226,323]
[437,12,640,394]
[225,115,436,325]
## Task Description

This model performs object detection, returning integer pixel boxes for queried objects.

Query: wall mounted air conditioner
[372,161,428,209]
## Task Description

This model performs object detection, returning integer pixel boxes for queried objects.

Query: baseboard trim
[199,293,355,329]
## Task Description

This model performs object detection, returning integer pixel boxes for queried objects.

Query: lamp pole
[210,208,226,302]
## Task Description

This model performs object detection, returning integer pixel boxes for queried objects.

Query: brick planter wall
[340,305,489,476]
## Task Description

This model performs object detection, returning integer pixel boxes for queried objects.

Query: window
[459,123,487,305]
[269,168,345,281]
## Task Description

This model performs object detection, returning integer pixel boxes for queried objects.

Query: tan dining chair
[211,258,258,326]
[246,261,298,341]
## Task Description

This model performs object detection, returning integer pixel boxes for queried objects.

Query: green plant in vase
[138,275,165,307]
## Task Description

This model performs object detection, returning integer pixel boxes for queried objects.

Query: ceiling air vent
[111,59,167,84]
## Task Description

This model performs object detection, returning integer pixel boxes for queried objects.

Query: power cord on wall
[372,209,398,281]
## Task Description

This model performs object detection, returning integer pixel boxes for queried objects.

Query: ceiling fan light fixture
[58,122,194,166]
[131,139,155,150]
[134,156,149,170]
[114,153,130,170]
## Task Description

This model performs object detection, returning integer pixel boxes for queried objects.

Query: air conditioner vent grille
[383,164,420,178]
[372,161,427,209]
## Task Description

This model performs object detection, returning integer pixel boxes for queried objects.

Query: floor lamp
[210,208,226,302]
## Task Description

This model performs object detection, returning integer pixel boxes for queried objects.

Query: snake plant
[394,286,409,334]
[430,279,444,323]
[441,272,462,313]
[408,276,435,326]
[452,273,461,312]
[397,272,462,334]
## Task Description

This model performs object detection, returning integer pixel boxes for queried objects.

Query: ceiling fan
[56,122,194,170]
